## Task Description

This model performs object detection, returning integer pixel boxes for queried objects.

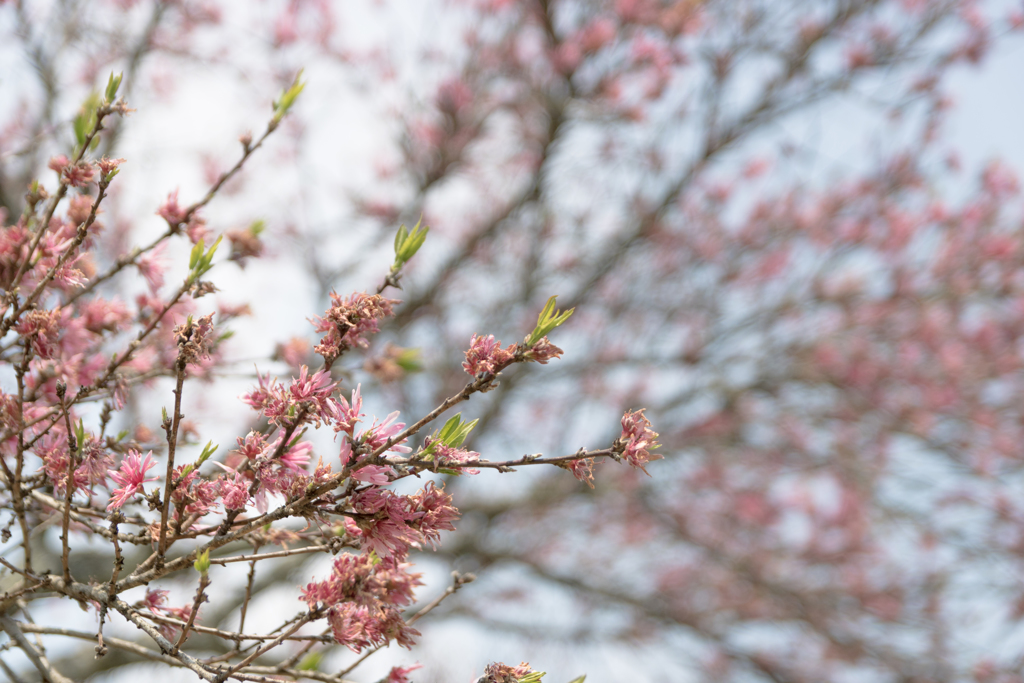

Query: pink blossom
[77,437,114,491]
[525,336,563,364]
[554,41,583,73]
[619,409,661,473]
[387,663,422,683]
[235,431,268,462]
[38,432,87,495]
[462,334,516,376]
[63,161,95,187]
[220,473,250,510]
[566,457,595,488]
[16,309,61,359]
[173,313,215,366]
[347,484,459,558]
[311,291,397,363]
[311,457,334,486]
[136,243,167,294]
[273,6,298,45]
[406,482,459,549]
[52,255,86,288]
[982,160,1019,197]
[48,155,70,173]
[279,439,313,472]
[326,601,418,653]
[80,297,131,334]
[95,157,125,176]
[436,78,473,114]
[329,384,364,436]
[241,370,289,423]
[274,337,309,368]
[352,464,393,485]
[141,588,169,613]
[481,662,538,683]
[431,442,480,474]
[350,488,421,558]
[288,365,337,424]
[339,437,354,467]
[107,450,158,510]
[157,189,187,226]
[358,412,410,454]
[172,467,221,518]
[301,553,423,652]
[579,17,616,53]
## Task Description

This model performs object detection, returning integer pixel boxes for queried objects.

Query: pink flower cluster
[15,310,62,360]
[102,431,323,519]
[287,364,337,426]
[334,388,411,468]
[241,365,337,427]
[328,385,364,437]
[432,441,481,474]
[347,482,459,558]
[48,155,125,188]
[139,587,195,641]
[170,464,222,517]
[107,449,158,510]
[156,190,209,243]
[386,664,422,683]
[462,334,516,376]
[220,430,323,514]
[311,291,397,363]
[619,408,661,473]
[38,431,103,496]
[301,553,423,653]
[173,313,215,366]
[524,336,564,364]
[481,662,540,683]
[356,411,410,455]
[565,457,595,488]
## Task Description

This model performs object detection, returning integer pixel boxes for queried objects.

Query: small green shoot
[188,235,223,281]
[193,549,211,576]
[272,70,306,124]
[393,218,429,268]
[298,652,323,671]
[421,413,478,459]
[105,72,123,103]
[73,92,102,151]
[525,296,574,347]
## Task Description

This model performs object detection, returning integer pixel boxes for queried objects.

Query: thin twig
[209,543,334,566]
[235,549,259,649]
[0,616,74,683]
[337,571,474,678]
[173,571,210,652]
[57,382,76,584]
[158,354,188,563]
[215,610,321,682]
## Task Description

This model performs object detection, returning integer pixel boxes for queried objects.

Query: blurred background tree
[3,0,1024,680]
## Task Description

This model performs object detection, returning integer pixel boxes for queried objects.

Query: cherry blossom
[107,450,158,510]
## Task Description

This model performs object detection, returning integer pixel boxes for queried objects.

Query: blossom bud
[193,549,211,576]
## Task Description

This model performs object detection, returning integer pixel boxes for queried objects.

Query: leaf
[189,240,205,270]
[105,72,123,102]
[525,295,574,346]
[393,218,429,267]
[394,223,409,254]
[193,549,211,575]
[297,652,323,671]
[273,69,306,122]
[196,441,218,466]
